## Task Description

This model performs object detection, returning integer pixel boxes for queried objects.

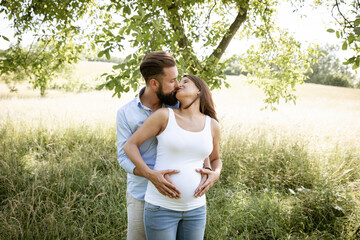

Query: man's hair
[140,51,176,85]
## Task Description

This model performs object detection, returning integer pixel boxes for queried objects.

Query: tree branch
[210,2,249,61]
[164,2,202,73]
[166,3,191,50]
[335,0,353,28]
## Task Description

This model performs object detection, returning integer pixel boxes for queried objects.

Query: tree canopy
[0,0,358,107]
[325,0,360,70]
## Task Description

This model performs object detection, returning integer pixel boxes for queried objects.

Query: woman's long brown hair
[183,74,218,122]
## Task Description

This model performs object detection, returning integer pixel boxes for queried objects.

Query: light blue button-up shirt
[117,87,178,200]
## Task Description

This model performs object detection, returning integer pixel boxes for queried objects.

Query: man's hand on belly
[146,169,182,199]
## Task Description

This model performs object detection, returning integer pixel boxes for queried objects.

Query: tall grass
[206,129,360,239]
[0,122,127,239]
[1,121,359,239]
[1,72,360,239]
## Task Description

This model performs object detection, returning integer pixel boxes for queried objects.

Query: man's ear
[149,78,160,91]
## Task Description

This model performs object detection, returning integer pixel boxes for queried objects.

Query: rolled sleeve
[117,108,136,174]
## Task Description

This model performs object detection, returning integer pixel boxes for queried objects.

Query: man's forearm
[124,142,153,178]
[118,156,136,174]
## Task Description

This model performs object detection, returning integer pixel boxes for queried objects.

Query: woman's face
[176,77,200,100]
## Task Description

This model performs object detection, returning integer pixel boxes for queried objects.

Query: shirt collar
[136,87,152,111]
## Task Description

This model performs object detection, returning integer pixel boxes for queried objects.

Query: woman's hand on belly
[170,169,202,202]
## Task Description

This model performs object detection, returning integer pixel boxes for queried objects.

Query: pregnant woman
[124,74,222,239]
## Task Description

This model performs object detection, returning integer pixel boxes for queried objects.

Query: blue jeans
[144,202,206,240]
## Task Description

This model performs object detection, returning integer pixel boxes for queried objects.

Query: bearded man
[117,51,182,240]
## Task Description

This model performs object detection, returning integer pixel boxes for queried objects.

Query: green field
[1,61,360,239]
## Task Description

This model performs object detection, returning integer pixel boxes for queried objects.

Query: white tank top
[145,108,213,211]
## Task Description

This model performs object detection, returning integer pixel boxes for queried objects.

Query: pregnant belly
[170,169,201,202]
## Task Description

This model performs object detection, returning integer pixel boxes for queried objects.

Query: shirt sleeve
[117,108,136,174]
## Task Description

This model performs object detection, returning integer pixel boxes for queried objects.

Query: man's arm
[117,108,136,174]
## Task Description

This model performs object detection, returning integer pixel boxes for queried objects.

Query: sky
[0,2,356,70]
[224,1,354,60]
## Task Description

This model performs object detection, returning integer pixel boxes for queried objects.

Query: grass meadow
[1,61,360,239]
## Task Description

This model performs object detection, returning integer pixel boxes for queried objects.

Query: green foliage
[84,55,124,64]
[1,42,82,95]
[96,0,316,106]
[305,45,356,88]
[49,75,106,92]
[95,0,250,97]
[1,0,323,107]
[224,56,245,76]
[0,0,92,95]
[240,31,319,110]
[356,80,360,88]
[325,1,360,70]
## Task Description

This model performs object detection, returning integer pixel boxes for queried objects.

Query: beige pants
[126,192,146,240]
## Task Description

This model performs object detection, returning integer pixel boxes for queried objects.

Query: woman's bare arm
[194,118,222,197]
[124,108,181,198]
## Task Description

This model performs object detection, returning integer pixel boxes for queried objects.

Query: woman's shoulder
[150,108,171,124]
[210,117,219,126]
[153,107,170,117]
[210,117,220,134]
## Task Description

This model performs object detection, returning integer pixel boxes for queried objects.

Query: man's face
[156,66,179,106]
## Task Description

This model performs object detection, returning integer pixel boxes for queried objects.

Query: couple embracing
[117,51,222,240]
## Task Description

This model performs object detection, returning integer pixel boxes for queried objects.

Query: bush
[305,45,356,88]
[306,73,354,88]
[49,76,105,92]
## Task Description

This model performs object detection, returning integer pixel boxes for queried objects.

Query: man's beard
[156,84,178,106]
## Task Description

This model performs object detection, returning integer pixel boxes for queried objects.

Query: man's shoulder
[117,97,138,114]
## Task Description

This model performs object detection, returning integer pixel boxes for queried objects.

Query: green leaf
[354,18,360,27]
[327,28,335,33]
[112,64,122,70]
[105,51,111,60]
[348,34,355,44]
[354,27,360,36]
[342,41,347,50]
[107,80,115,90]
[354,57,360,70]
[98,51,105,58]
[336,31,340,38]
[124,5,131,15]
[96,83,106,90]
[2,35,10,41]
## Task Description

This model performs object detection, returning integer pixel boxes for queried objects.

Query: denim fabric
[144,202,206,240]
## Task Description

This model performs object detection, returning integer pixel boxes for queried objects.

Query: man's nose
[174,81,180,88]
